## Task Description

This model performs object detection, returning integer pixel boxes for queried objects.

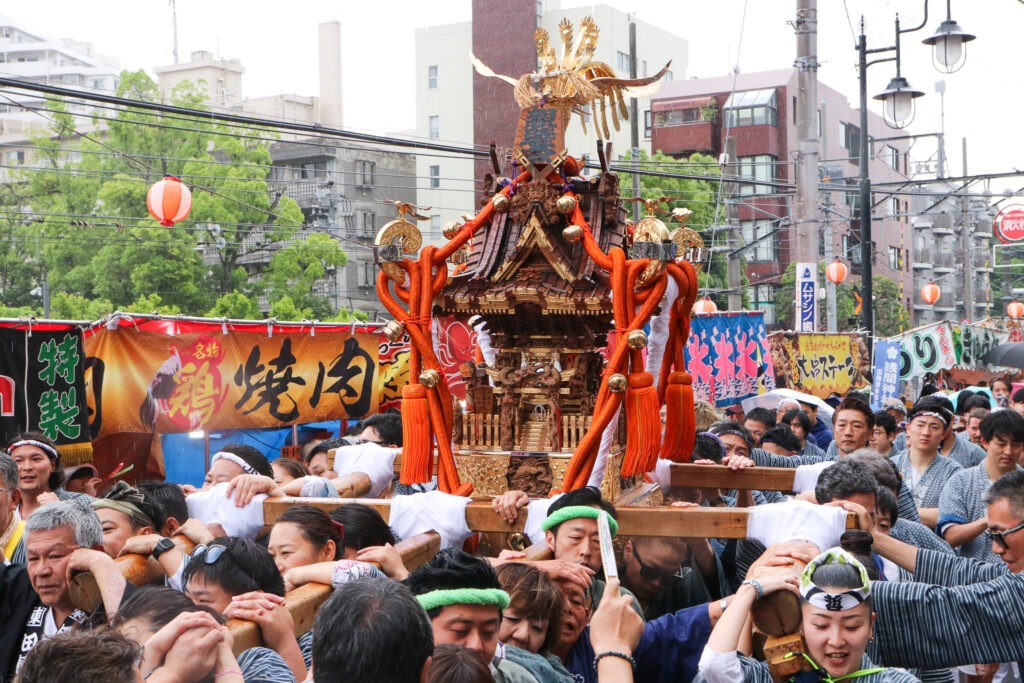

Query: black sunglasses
[631,545,674,583]
[988,521,1024,551]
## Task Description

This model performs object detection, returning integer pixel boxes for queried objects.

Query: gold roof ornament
[374,200,430,282]
[470,17,671,139]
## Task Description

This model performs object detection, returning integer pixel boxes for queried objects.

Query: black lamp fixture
[922,0,976,73]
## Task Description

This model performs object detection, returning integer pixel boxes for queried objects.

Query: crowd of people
[1,377,1024,683]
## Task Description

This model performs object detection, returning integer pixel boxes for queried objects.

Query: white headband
[7,439,60,460]
[210,451,257,475]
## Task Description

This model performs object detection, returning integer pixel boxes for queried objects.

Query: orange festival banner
[85,328,379,438]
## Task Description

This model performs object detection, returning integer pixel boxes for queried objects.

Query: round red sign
[995,204,1024,244]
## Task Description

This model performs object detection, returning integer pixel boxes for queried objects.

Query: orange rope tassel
[400,384,433,485]
[658,372,684,461]
[674,372,696,462]
[622,371,660,477]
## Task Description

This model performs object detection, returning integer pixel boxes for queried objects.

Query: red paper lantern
[1008,300,1024,318]
[147,176,192,226]
[921,282,941,305]
[826,259,848,284]
[693,298,718,314]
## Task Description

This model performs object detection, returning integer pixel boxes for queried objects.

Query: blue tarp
[161,420,344,486]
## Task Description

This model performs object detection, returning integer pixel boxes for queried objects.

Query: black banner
[0,328,90,449]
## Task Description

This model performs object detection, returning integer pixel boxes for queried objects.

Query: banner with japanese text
[768,332,871,398]
[0,328,91,454]
[685,312,774,408]
[84,328,379,438]
[896,321,1006,380]
[871,340,903,409]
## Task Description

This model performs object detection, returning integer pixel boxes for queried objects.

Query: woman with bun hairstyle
[697,531,921,682]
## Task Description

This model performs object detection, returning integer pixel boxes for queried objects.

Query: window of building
[842,233,863,265]
[644,110,652,139]
[616,51,631,74]
[642,60,647,78]
[738,154,776,195]
[429,165,440,188]
[427,65,438,89]
[536,0,543,26]
[741,219,776,262]
[298,161,327,179]
[884,144,899,170]
[428,115,439,139]
[356,160,375,186]
[723,89,776,127]
[842,122,861,165]
[889,197,901,219]
[356,211,375,234]
[655,107,702,126]
[844,178,860,213]
[430,215,441,233]
[664,69,673,81]
[753,284,777,324]
[888,246,903,270]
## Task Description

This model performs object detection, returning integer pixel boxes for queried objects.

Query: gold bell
[562,225,583,243]
[556,195,577,215]
[627,330,648,349]
[442,221,461,239]
[491,194,510,213]
[419,369,441,388]
[607,373,627,393]
[382,320,405,342]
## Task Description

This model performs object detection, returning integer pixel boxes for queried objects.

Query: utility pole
[794,0,820,267]
[820,100,837,333]
[169,0,179,64]
[961,137,974,320]
[857,30,873,335]
[936,80,946,178]
[725,136,742,311]
[629,19,641,222]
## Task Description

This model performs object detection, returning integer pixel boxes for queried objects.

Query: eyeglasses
[192,543,230,565]
[988,521,1024,551]
[631,545,675,583]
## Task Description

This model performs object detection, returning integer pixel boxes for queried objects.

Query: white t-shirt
[185,482,266,538]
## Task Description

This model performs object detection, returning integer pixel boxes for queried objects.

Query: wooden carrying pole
[263,497,856,540]
[667,464,800,491]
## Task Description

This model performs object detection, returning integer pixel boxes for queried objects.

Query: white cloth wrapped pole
[331,443,400,497]
[389,491,472,550]
[185,482,266,538]
[745,500,848,552]
[472,316,498,369]
[792,462,835,494]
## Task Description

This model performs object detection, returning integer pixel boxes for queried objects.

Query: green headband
[416,588,510,612]
[540,505,619,537]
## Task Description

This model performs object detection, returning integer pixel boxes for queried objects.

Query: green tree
[618,150,746,310]
[207,291,261,319]
[130,294,181,315]
[47,292,114,320]
[268,295,311,321]
[6,69,350,319]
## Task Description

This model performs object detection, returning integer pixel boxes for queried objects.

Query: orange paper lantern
[693,298,718,314]
[921,282,941,305]
[147,176,193,226]
[826,259,847,284]
[1007,300,1024,318]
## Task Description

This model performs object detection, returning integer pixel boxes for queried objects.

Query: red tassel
[400,384,433,485]
[674,372,696,463]
[658,372,684,461]
[622,372,661,477]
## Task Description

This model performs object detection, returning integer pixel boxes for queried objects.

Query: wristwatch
[719,597,729,613]
[152,537,176,560]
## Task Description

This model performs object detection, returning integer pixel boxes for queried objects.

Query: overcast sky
[8,1,1023,193]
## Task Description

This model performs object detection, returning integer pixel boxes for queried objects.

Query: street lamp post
[856,1,975,334]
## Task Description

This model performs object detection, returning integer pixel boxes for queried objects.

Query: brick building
[650,69,914,328]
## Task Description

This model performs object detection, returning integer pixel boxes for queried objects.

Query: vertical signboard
[795,262,817,332]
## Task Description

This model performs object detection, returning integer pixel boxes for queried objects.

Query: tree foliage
[1,69,354,321]
[618,150,746,310]
[772,262,908,337]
